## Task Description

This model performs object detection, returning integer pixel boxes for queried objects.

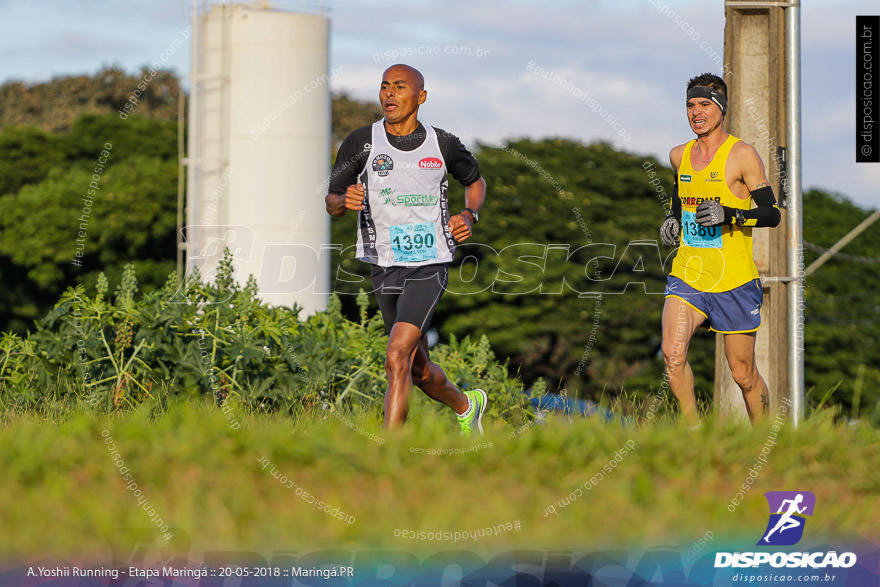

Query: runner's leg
[410,334,468,413]
[384,321,422,428]
[724,332,768,421]
[662,296,706,425]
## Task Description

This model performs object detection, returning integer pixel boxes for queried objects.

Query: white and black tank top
[356,121,455,267]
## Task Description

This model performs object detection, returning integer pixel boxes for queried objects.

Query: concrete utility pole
[718,0,803,425]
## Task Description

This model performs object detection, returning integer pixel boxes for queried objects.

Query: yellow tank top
[670,135,758,292]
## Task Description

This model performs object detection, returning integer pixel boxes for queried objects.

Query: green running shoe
[458,389,487,435]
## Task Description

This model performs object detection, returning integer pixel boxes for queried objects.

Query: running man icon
[758,491,816,546]
[762,494,807,543]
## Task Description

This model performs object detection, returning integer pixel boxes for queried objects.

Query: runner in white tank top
[355,120,456,267]
[325,64,489,432]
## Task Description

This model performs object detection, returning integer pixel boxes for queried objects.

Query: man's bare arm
[696,143,781,228]
[325,184,366,217]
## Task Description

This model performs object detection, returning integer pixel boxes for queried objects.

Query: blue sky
[0,0,877,209]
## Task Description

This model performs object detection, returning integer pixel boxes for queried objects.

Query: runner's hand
[695,200,725,227]
[448,214,473,242]
[345,184,366,211]
[660,215,680,247]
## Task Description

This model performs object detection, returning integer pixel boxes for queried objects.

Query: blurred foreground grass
[1,398,878,562]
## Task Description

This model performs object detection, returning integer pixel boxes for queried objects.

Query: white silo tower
[185,0,331,315]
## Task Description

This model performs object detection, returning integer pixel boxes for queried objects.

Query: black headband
[687,86,727,116]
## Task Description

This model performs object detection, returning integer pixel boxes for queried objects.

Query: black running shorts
[370,264,448,334]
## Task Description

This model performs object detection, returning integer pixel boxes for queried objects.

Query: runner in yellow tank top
[657,73,781,425]
[671,134,759,292]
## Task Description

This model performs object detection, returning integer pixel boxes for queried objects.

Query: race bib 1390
[389,222,438,263]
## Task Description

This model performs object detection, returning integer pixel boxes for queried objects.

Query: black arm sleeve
[669,178,681,221]
[723,185,782,227]
[435,127,481,186]
[327,126,371,195]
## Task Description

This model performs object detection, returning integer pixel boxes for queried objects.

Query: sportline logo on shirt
[679,174,692,182]
[715,491,858,570]
[380,188,394,205]
[382,194,439,207]
[418,157,443,169]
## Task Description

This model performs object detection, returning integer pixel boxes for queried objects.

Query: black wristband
[723,186,782,228]
[722,205,737,226]
[463,207,479,223]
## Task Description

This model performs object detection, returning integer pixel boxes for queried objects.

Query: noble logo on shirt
[418,157,443,169]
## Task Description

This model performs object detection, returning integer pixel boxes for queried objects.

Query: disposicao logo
[714,491,858,570]
[759,491,814,546]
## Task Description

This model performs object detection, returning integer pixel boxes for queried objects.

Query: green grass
[2,399,878,561]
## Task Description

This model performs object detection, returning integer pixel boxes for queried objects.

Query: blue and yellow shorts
[665,276,763,333]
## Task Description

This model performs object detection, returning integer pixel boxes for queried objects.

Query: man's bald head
[383,64,425,92]
[379,64,427,133]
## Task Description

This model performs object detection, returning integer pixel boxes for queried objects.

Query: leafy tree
[62,113,178,162]
[0,126,68,196]
[0,112,177,199]
[0,154,178,329]
[802,189,880,421]
[0,66,180,131]
[331,91,382,148]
